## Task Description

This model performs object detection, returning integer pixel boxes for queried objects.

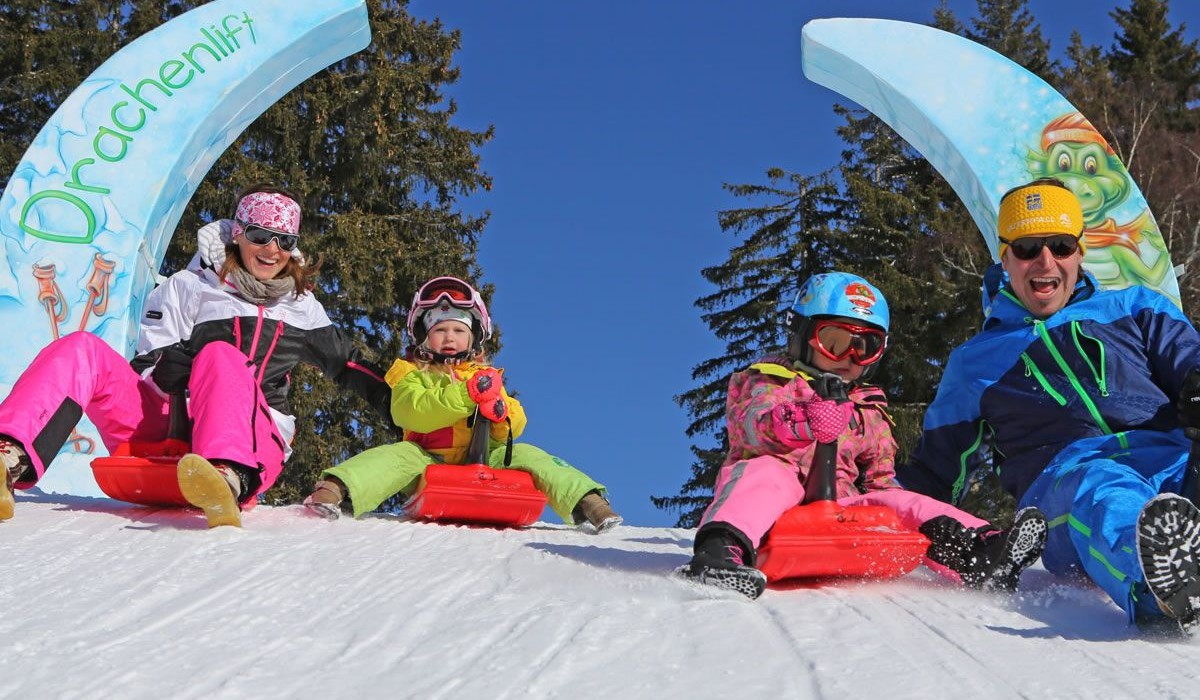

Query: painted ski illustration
[801,18,1181,307]
[0,0,371,495]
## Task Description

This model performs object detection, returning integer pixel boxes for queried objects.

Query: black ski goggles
[238,222,300,252]
[1001,234,1080,261]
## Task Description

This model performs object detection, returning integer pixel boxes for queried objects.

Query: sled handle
[167,392,191,442]
[465,408,492,465]
[801,373,848,504]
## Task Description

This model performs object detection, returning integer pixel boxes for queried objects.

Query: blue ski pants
[1019,429,1190,622]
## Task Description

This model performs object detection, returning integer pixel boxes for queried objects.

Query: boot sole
[177,454,241,528]
[677,563,767,600]
[303,500,342,521]
[1137,493,1200,627]
[577,515,624,535]
[0,485,13,521]
[982,507,1048,592]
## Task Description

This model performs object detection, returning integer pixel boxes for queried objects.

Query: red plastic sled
[402,409,547,528]
[403,462,547,527]
[91,438,193,507]
[755,374,931,584]
[405,408,549,528]
[756,500,930,582]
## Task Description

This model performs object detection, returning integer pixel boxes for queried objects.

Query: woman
[0,184,391,527]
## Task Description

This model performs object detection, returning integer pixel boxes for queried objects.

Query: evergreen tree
[0,2,125,173]
[1054,1,1200,313]
[831,105,987,457]
[1109,0,1200,129]
[1104,0,1200,312]
[963,0,1054,78]
[177,1,494,501]
[0,1,493,502]
[1055,31,1115,116]
[652,170,840,527]
[656,0,1050,525]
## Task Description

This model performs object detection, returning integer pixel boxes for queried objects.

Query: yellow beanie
[997,181,1086,258]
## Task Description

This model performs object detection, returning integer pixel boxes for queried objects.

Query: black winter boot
[921,507,1047,591]
[677,529,767,600]
[1137,493,1200,631]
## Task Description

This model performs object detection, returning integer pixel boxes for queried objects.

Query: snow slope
[4,493,1199,699]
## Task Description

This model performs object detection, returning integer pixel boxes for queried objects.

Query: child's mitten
[478,396,508,423]
[770,399,851,448]
[804,398,852,444]
[466,367,503,405]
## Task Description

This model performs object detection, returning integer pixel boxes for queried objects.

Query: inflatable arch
[0,0,371,495]
[801,18,1181,308]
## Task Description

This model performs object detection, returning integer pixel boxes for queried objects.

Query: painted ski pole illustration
[32,264,68,340]
[0,0,372,496]
[78,253,116,334]
[29,263,94,453]
[800,18,1180,307]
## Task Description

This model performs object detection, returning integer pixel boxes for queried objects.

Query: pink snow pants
[699,455,991,575]
[0,332,285,498]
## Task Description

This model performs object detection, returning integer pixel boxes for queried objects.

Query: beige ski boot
[574,491,623,534]
[177,453,242,528]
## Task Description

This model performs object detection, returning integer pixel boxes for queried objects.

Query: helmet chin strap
[415,343,478,365]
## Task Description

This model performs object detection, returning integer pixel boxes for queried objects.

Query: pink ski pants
[0,332,285,497]
[700,455,990,568]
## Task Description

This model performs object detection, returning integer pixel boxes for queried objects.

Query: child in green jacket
[303,276,621,533]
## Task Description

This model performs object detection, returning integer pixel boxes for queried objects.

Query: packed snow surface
[5,494,1200,699]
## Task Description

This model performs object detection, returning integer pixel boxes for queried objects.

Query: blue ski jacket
[898,271,1200,504]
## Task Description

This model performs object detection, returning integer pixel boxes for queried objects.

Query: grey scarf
[227,266,297,305]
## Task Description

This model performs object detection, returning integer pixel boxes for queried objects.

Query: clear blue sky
[404,1,1200,527]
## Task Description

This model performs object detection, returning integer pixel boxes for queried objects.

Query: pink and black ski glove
[770,399,852,448]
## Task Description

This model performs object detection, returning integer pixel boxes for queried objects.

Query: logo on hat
[1025,192,1043,211]
[1058,213,1073,228]
[844,283,876,315]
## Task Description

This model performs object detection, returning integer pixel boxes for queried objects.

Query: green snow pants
[323,441,606,522]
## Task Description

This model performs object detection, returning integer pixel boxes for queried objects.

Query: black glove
[150,344,195,395]
[1178,367,1200,441]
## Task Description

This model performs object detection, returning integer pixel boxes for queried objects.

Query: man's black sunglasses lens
[1008,234,1079,261]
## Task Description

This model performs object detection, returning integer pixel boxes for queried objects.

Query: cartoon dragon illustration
[1026,112,1177,304]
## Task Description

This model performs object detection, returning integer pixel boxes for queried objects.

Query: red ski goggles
[1000,234,1080,261]
[808,319,887,366]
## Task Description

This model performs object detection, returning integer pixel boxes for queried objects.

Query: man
[898,177,1200,630]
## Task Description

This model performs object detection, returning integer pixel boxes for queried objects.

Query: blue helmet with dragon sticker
[785,272,890,375]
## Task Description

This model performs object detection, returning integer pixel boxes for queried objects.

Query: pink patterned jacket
[723,356,902,498]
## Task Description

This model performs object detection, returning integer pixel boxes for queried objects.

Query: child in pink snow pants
[0,185,391,527]
[678,272,1049,599]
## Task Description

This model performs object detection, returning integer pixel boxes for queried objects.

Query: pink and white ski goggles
[407,276,492,339]
[231,191,302,250]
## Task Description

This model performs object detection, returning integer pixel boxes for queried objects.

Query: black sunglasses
[1002,234,1080,261]
[239,222,299,252]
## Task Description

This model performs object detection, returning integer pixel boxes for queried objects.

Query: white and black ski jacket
[130,268,391,446]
